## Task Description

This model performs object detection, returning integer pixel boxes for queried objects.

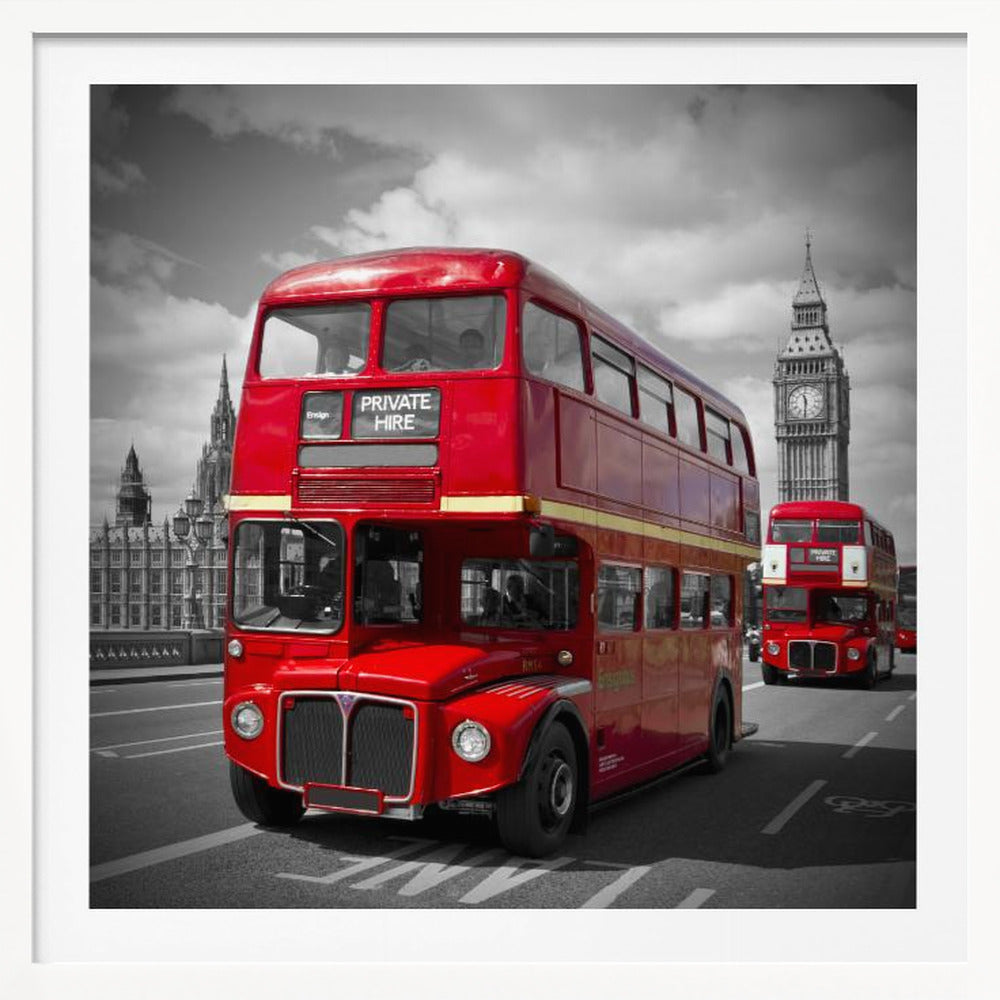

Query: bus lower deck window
[461,558,579,630]
[354,525,423,625]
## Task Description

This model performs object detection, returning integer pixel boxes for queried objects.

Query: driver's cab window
[232,520,344,633]
[354,525,423,624]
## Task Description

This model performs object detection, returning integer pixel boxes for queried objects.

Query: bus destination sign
[353,388,441,438]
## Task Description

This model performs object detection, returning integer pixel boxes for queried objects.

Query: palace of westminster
[89,240,850,653]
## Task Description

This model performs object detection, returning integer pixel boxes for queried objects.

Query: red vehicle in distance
[760,501,896,688]
[896,564,916,653]
[223,247,761,856]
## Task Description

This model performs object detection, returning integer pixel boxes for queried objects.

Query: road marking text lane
[843,732,878,759]
[90,823,261,883]
[91,700,222,719]
[580,866,652,908]
[761,779,828,835]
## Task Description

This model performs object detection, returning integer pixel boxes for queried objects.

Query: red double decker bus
[760,500,897,688]
[896,564,917,653]
[223,247,760,856]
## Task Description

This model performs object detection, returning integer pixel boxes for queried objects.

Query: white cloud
[93,159,146,196]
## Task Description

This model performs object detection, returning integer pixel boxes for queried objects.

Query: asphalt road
[89,653,916,908]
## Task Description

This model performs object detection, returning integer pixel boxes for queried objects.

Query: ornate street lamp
[173,491,208,629]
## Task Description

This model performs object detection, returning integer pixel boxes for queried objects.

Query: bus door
[677,570,715,750]
[594,562,645,791]
[641,565,681,765]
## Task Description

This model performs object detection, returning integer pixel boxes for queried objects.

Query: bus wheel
[704,688,732,773]
[761,664,778,686]
[230,762,305,827]
[496,722,577,858]
[861,652,878,691]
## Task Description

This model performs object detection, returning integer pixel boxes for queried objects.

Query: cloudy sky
[91,84,916,560]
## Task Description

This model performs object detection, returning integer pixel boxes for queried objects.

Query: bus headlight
[451,720,491,762]
[766,642,780,656]
[847,648,862,661]
[231,701,264,740]
[227,639,244,659]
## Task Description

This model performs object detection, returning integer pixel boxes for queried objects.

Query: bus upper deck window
[730,421,750,473]
[382,295,506,373]
[521,302,585,391]
[673,387,702,451]
[637,366,672,435]
[259,304,370,379]
[705,408,731,464]
[816,520,861,544]
[771,519,813,543]
[591,335,636,418]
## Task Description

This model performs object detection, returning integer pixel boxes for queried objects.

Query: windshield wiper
[283,513,341,550]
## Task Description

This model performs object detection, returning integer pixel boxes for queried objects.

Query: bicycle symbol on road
[824,795,915,819]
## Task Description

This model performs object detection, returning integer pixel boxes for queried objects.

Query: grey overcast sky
[90,84,916,561]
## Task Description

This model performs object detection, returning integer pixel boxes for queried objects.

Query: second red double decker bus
[223,247,761,856]
[760,500,897,688]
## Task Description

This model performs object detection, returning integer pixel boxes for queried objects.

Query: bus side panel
[447,378,522,497]
[231,383,301,495]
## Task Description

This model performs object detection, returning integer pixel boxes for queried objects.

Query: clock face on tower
[787,383,824,419]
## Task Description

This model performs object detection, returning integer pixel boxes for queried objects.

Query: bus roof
[770,500,890,532]
[261,246,749,427]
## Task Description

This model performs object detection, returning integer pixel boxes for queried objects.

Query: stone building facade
[89,359,235,657]
[773,238,851,502]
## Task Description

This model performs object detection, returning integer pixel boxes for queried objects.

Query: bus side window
[637,365,673,436]
[710,574,732,627]
[591,334,636,418]
[705,408,731,465]
[680,572,710,629]
[521,301,585,392]
[730,421,750,473]
[644,566,676,629]
[597,564,641,631]
[674,387,702,451]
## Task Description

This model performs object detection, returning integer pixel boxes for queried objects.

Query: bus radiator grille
[348,703,414,798]
[297,476,437,505]
[281,698,344,787]
[812,643,837,670]
[788,642,812,670]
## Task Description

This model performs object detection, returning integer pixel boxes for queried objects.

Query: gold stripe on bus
[225,494,293,512]
[538,498,760,561]
[440,495,532,513]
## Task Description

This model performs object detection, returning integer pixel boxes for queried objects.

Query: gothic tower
[115,443,152,526]
[194,355,237,510]
[773,236,851,501]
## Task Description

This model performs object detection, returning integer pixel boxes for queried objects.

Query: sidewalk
[90,662,223,685]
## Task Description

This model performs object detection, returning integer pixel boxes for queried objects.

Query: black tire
[704,687,732,773]
[496,721,577,858]
[761,663,778,685]
[230,761,305,827]
[861,651,878,691]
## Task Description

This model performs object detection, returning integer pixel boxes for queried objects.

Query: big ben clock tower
[774,236,850,501]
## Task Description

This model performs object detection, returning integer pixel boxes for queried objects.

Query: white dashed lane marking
[90,823,261,883]
[842,731,878,759]
[91,700,222,719]
[91,730,223,753]
[580,865,652,908]
[676,887,716,908]
[761,779,828,835]
[885,704,906,723]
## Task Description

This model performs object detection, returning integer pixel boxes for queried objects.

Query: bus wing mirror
[529,524,555,558]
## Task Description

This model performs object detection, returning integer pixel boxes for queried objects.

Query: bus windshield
[383,294,506,372]
[461,558,579,630]
[765,585,808,622]
[772,520,812,543]
[259,303,370,379]
[232,519,344,633]
[814,591,869,623]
